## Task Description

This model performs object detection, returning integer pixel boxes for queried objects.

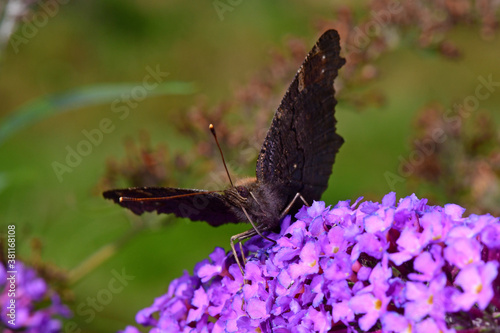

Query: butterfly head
[236,186,250,199]
[224,185,251,206]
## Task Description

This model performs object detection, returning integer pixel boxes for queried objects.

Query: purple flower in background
[121,193,500,333]
[0,262,71,333]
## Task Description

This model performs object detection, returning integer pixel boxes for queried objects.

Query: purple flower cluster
[0,262,71,333]
[122,192,500,333]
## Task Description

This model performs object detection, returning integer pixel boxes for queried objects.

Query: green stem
[67,224,143,285]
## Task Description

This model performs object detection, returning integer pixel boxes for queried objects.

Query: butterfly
[103,29,345,273]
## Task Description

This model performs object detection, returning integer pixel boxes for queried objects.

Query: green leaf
[0,81,196,145]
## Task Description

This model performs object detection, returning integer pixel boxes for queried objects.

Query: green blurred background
[1,0,499,332]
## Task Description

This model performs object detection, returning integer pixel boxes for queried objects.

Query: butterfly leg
[230,228,257,276]
[239,242,246,265]
[241,206,276,244]
[279,192,310,219]
[231,206,278,276]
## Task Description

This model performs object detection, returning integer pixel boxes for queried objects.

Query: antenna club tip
[119,197,124,202]
[209,124,216,136]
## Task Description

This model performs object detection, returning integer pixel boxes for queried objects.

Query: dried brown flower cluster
[314,0,499,109]
[323,0,499,69]
[98,131,195,190]
[404,104,500,215]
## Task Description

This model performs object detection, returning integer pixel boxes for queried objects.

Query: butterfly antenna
[118,190,221,202]
[209,124,234,187]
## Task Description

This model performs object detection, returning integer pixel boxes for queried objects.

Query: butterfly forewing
[103,187,240,226]
[255,29,345,205]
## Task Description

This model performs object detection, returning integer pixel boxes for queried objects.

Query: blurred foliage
[0,0,499,332]
[404,104,500,216]
[0,82,195,145]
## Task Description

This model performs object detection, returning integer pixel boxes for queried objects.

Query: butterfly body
[224,178,288,231]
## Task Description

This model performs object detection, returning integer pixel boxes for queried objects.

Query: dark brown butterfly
[103,29,345,272]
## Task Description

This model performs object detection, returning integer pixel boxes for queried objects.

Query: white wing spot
[298,71,305,92]
[322,55,326,61]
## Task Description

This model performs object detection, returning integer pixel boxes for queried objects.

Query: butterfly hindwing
[255,29,345,204]
[103,187,240,226]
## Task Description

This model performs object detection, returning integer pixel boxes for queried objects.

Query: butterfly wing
[103,187,240,226]
[256,29,345,204]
